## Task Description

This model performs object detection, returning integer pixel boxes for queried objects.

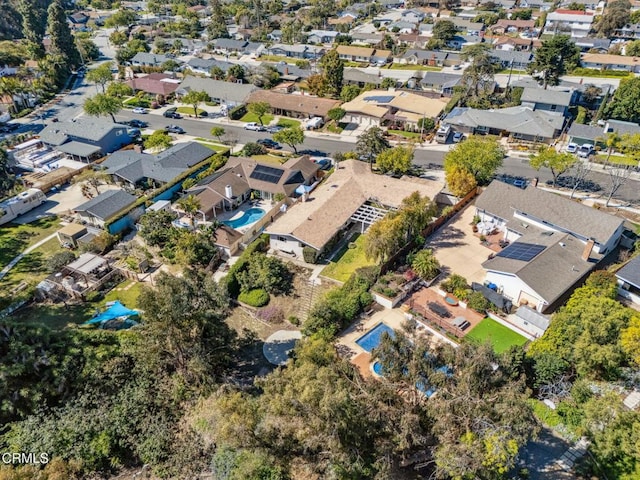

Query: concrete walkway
[0,232,58,281]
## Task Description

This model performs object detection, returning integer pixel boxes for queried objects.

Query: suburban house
[265,44,325,59]
[342,69,385,88]
[307,30,340,44]
[341,89,448,129]
[544,10,594,38]
[581,53,640,73]
[520,87,574,116]
[186,58,235,76]
[388,21,418,34]
[475,181,624,312]
[492,36,541,51]
[130,52,172,67]
[73,189,139,228]
[493,19,536,34]
[101,142,213,190]
[212,38,250,54]
[126,73,180,96]
[350,32,385,46]
[398,50,450,66]
[616,255,640,307]
[443,106,565,143]
[245,90,341,121]
[446,34,484,50]
[39,118,133,162]
[336,45,378,63]
[489,50,535,70]
[177,76,258,107]
[266,159,443,259]
[574,37,611,53]
[445,17,485,36]
[187,156,319,219]
[612,23,640,40]
[401,9,426,23]
[420,72,464,95]
[568,119,640,145]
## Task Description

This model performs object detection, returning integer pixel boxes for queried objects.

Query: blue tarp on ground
[85,301,139,324]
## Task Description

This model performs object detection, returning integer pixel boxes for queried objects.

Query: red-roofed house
[126,73,181,97]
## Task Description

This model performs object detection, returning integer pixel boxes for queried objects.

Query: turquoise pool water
[223,208,266,229]
[355,323,395,352]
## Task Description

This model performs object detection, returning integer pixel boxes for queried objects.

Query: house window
[278,236,287,242]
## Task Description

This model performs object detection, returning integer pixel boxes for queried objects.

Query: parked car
[577,143,594,158]
[512,179,527,189]
[0,123,20,133]
[257,138,282,149]
[266,125,284,133]
[566,142,578,154]
[163,108,182,119]
[165,125,185,134]
[244,122,266,131]
[132,107,147,114]
[128,119,148,128]
[452,132,464,143]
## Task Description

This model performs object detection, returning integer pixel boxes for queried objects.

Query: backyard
[464,317,528,353]
[321,234,375,283]
[0,217,62,267]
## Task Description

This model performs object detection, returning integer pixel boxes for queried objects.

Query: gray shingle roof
[102,142,212,184]
[131,52,171,65]
[343,69,383,85]
[616,255,640,289]
[521,87,572,107]
[187,57,235,72]
[421,71,463,88]
[515,305,551,331]
[177,76,258,104]
[74,190,137,221]
[567,123,603,141]
[213,38,248,50]
[475,181,624,245]
[605,119,640,135]
[489,50,534,65]
[445,106,564,138]
[40,118,129,146]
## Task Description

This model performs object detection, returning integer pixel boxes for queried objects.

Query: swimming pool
[355,323,395,352]
[223,208,266,229]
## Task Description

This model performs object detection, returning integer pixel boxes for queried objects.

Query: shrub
[223,235,270,298]
[467,291,490,312]
[441,274,468,294]
[242,142,267,156]
[85,290,103,303]
[47,251,77,273]
[303,246,319,264]
[237,253,293,295]
[238,289,270,307]
[288,315,300,326]
[256,305,284,323]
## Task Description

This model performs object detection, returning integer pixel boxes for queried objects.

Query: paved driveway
[427,203,489,285]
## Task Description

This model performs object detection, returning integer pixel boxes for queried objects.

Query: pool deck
[216,199,271,233]
[337,307,455,378]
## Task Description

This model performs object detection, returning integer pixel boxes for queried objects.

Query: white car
[244,122,265,131]
[132,107,147,114]
[577,143,594,158]
[566,142,578,153]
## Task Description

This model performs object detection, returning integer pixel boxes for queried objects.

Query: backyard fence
[380,187,479,275]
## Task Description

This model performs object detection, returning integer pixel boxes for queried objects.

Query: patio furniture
[427,302,451,318]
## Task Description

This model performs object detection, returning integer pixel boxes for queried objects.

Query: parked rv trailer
[0,189,46,225]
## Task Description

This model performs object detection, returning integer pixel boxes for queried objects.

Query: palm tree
[411,249,441,281]
[177,194,201,227]
[599,131,622,169]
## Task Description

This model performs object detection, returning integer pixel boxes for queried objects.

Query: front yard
[321,234,375,283]
[595,153,639,167]
[388,64,442,71]
[240,112,274,125]
[277,118,301,128]
[465,317,527,353]
[176,106,207,116]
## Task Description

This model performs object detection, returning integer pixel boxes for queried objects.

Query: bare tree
[606,166,632,207]
[569,161,592,199]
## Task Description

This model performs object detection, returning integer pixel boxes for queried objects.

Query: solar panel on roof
[363,95,394,103]
[249,164,284,184]
[496,242,546,262]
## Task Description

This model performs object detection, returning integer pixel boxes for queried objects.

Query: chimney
[225,185,233,198]
[532,177,538,188]
[284,66,289,75]
[582,239,595,261]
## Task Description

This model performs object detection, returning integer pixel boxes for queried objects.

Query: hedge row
[223,234,270,298]
[238,288,270,307]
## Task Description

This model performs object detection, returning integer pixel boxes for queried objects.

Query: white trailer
[0,189,46,225]
[305,116,324,130]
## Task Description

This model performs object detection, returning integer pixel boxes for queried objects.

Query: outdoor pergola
[350,203,388,232]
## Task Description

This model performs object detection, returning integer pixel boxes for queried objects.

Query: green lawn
[196,141,230,152]
[277,118,301,128]
[177,106,207,116]
[239,112,274,125]
[465,317,527,353]
[0,217,61,268]
[596,153,639,167]
[259,54,297,64]
[322,234,375,283]
[104,279,145,309]
[388,64,442,71]
[388,129,420,139]
[248,154,288,164]
[326,122,344,134]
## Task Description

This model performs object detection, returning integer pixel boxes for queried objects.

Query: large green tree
[443,135,505,184]
[432,19,457,41]
[527,35,580,89]
[207,0,230,39]
[247,101,271,125]
[182,89,210,118]
[83,93,121,122]
[605,76,640,123]
[318,49,344,98]
[376,145,414,175]
[356,126,391,169]
[17,0,48,58]
[46,0,81,69]
[86,62,114,93]
[273,126,305,153]
[460,43,497,97]
[529,145,576,186]
[0,148,15,197]
[597,0,631,37]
